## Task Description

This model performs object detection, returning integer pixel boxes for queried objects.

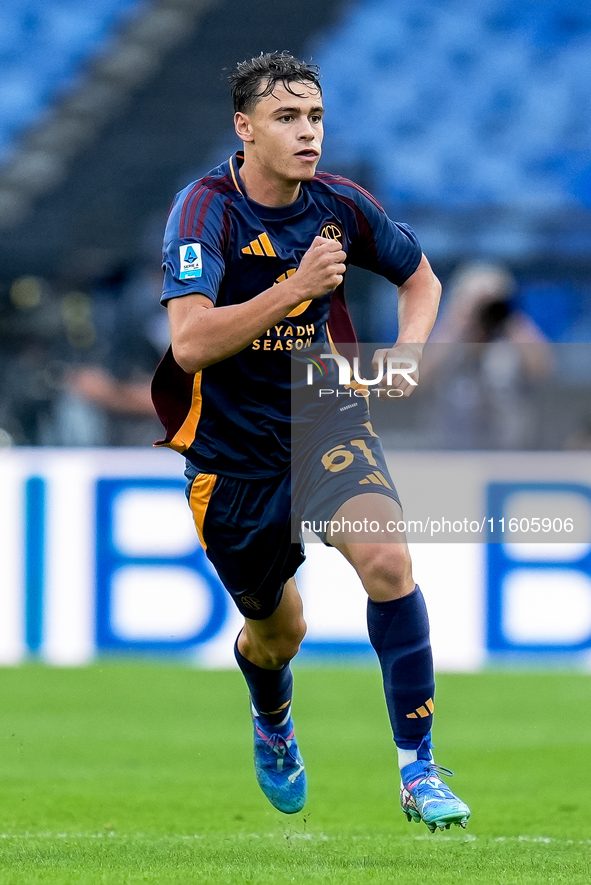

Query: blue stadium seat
[315,0,591,213]
[0,0,143,156]
[309,0,591,335]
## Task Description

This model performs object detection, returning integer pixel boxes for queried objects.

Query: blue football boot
[400,760,471,832]
[251,704,307,814]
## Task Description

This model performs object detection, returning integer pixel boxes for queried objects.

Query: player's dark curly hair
[229,51,321,113]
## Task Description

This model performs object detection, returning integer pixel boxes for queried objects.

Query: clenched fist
[290,236,347,301]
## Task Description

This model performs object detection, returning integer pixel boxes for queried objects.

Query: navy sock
[367,585,435,748]
[234,638,293,727]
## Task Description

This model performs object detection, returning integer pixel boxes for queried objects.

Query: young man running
[152,52,470,832]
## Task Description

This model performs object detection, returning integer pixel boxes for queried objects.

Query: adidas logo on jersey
[241,233,277,257]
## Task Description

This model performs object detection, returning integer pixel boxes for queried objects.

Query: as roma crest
[320,223,342,241]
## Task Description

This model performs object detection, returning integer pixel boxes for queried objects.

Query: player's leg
[327,492,470,831]
[186,465,307,813]
[327,493,433,762]
[235,575,305,734]
[234,577,307,814]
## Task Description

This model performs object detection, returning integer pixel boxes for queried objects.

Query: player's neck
[239,159,301,207]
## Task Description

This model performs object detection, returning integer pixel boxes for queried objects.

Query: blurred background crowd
[1,0,591,450]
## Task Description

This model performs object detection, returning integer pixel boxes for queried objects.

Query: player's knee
[354,545,413,600]
[277,616,307,662]
[258,618,307,667]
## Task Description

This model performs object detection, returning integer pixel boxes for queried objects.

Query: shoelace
[426,764,454,778]
[259,732,304,783]
[261,732,293,758]
[412,764,456,797]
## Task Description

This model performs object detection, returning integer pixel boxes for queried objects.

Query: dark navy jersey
[151,151,422,478]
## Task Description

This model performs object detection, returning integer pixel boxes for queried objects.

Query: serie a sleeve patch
[179,242,203,279]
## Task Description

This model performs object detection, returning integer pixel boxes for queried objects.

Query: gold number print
[321,445,355,473]
[321,439,377,472]
[350,439,377,466]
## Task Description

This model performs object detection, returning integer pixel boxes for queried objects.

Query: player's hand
[291,236,347,300]
[372,343,423,397]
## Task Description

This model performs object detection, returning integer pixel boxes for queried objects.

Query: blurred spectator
[0,276,65,445]
[0,264,166,446]
[57,265,167,446]
[431,263,552,350]
[421,262,555,449]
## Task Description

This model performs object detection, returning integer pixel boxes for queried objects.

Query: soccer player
[151,52,470,832]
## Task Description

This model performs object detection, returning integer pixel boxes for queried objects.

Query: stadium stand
[309,0,591,342]
[0,0,144,158]
[313,0,591,252]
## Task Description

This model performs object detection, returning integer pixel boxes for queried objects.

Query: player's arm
[373,254,441,397]
[396,253,441,345]
[169,237,345,374]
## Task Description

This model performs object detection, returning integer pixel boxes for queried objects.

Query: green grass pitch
[0,664,589,884]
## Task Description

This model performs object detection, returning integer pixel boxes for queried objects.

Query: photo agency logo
[305,352,418,398]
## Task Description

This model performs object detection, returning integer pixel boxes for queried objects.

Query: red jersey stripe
[315,172,385,212]
[195,188,217,239]
[179,184,205,238]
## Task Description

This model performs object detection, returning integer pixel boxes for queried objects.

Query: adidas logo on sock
[406,698,434,719]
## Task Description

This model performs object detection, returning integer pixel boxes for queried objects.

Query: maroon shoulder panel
[151,345,194,445]
[327,284,359,363]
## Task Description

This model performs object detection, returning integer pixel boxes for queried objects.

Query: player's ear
[234,112,254,143]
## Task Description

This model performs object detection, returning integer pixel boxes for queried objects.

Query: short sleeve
[345,188,422,286]
[161,185,227,305]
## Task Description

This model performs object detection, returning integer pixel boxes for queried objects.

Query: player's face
[237,80,324,184]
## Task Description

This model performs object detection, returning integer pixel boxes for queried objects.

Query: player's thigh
[328,493,415,600]
[327,490,406,545]
[185,464,304,620]
[295,427,414,599]
[297,422,402,543]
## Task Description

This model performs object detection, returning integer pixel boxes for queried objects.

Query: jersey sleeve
[344,186,422,286]
[161,184,227,305]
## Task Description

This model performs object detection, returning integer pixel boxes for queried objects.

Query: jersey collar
[227,151,307,219]
[228,151,245,196]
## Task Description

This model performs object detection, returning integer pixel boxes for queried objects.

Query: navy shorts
[185,420,400,620]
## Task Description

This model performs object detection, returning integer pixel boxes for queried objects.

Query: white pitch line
[0,832,589,846]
